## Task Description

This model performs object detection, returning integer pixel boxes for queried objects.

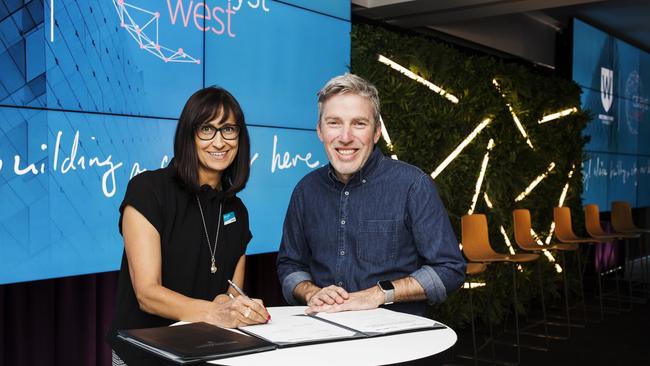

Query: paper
[240,313,356,344]
[316,308,438,334]
[238,307,440,347]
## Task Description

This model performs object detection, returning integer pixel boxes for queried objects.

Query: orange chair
[462,214,539,365]
[462,214,539,265]
[514,209,579,252]
[513,209,577,339]
[611,201,650,234]
[554,206,597,245]
[467,262,489,275]
[584,204,640,241]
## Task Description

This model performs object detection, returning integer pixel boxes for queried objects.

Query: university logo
[600,67,614,112]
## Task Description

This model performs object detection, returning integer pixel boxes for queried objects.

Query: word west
[167,0,270,38]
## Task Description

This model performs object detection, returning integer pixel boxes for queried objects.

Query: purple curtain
[0,271,118,366]
[0,252,284,366]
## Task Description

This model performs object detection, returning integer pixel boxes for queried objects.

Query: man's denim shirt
[277,148,466,316]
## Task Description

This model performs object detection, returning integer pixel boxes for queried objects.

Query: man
[277,73,466,316]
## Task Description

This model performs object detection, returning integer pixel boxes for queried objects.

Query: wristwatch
[377,280,395,305]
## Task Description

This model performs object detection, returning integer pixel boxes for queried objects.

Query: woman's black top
[107,163,252,364]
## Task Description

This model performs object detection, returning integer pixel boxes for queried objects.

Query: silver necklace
[196,195,222,274]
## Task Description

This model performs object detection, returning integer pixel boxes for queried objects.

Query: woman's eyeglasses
[196,124,240,140]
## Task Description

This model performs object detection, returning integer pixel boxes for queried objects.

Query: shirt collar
[327,146,384,186]
[199,184,226,201]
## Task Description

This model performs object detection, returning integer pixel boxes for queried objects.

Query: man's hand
[306,285,350,307]
[306,285,384,314]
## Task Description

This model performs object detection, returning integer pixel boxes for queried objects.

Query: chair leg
[626,239,634,301]
[626,237,649,301]
[549,249,591,327]
[457,271,520,365]
[488,274,497,364]
[560,252,571,337]
[597,263,604,321]
[614,269,622,312]
[511,265,521,365]
[468,281,478,366]
[640,239,650,294]
[536,260,550,346]
[575,247,589,323]
[639,239,648,294]
[620,238,646,307]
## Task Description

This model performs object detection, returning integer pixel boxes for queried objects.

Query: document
[238,307,444,347]
[316,307,443,336]
[238,311,358,346]
[118,308,445,361]
[117,322,276,364]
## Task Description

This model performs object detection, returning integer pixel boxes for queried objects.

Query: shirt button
[340,250,345,256]
[341,220,346,225]
[362,179,367,184]
[337,281,343,286]
[344,191,349,196]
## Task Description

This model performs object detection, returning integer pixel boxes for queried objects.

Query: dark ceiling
[352,0,650,67]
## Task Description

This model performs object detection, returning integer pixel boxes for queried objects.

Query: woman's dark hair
[173,86,250,197]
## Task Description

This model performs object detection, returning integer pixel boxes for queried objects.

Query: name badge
[223,211,237,225]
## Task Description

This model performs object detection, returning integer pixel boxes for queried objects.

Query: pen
[227,279,248,298]
[228,279,271,322]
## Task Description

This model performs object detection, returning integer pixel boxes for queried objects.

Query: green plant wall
[351,23,591,328]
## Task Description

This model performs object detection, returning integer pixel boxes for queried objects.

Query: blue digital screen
[638,156,650,207]
[572,19,650,209]
[0,0,349,284]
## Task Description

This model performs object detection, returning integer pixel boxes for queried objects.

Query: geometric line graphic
[112,0,200,64]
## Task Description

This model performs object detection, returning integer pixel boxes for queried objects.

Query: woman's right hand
[204,295,269,328]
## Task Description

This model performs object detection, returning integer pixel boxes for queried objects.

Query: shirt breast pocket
[357,219,399,265]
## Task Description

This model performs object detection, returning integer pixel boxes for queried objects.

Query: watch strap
[377,281,395,305]
[384,288,394,305]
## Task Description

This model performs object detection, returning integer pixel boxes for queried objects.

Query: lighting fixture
[514,162,556,202]
[431,118,491,179]
[468,139,495,214]
[377,55,459,103]
[538,107,578,124]
[544,166,576,245]
[492,79,534,149]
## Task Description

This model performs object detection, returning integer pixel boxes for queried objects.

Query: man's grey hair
[317,73,381,128]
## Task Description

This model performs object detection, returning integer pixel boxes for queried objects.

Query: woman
[108,87,269,365]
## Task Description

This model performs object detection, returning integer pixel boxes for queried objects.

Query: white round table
[211,306,457,366]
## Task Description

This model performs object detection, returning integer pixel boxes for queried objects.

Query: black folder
[117,322,276,364]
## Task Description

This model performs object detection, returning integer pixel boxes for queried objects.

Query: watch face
[378,280,394,291]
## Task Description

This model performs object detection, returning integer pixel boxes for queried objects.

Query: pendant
[210,258,217,273]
